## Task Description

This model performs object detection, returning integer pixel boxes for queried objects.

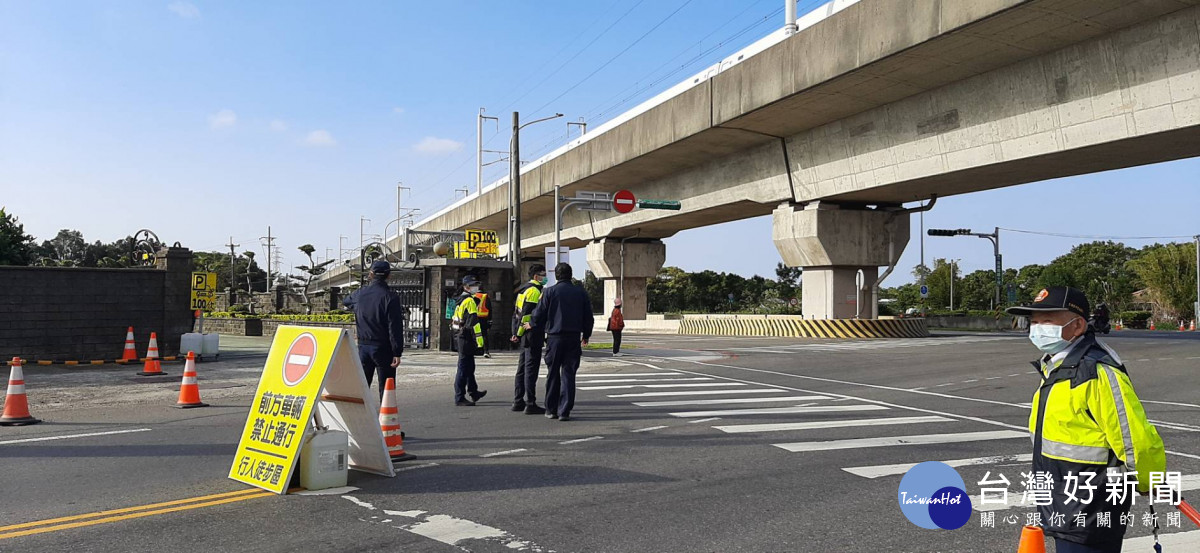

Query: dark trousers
[454,338,479,402]
[544,334,582,416]
[514,335,542,405]
[1054,538,1122,553]
[359,344,395,402]
[612,330,622,354]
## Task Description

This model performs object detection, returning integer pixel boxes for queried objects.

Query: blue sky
[2,1,1198,284]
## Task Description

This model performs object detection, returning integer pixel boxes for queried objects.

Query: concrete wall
[924,315,1018,331]
[0,247,193,361]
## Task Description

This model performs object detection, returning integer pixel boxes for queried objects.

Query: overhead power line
[998,228,1196,240]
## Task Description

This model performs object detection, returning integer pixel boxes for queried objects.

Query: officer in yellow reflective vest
[510,264,547,414]
[451,275,487,406]
[474,289,492,358]
[1006,286,1166,553]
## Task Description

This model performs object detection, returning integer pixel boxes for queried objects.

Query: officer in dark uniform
[451,275,487,406]
[346,260,405,402]
[527,263,593,421]
[511,264,547,414]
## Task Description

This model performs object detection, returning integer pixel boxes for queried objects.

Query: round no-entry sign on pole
[613,190,636,214]
[282,333,317,387]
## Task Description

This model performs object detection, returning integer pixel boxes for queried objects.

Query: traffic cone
[1,358,41,426]
[1191,320,1196,331]
[175,351,208,409]
[1181,321,1187,331]
[120,326,138,361]
[1115,319,1123,331]
[1150,320,1156,331]
[1016,525,1045,553]
[138,332,166,376]
[379,378,414,462]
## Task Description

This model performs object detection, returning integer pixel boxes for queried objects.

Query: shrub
[268,314,355,323]
[1118,311,1151,329]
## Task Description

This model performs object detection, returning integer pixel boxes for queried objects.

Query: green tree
[0,208,36,265]
[1128,242,1197,320]
[1038,242,1140,311]
[289,244,335,314]
[37,229,87,266]
[774,263,802,300]
[958,270,998,310]
[924,259,961,310]
[583,270,603,314]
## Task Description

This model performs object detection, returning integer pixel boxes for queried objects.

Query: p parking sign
[464,229,498,255]
[190,272,217,310]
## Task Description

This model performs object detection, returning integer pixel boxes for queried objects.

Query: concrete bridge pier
[586,239,666,321]
[772,203,910,320]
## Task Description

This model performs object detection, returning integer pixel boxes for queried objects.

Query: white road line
[579,377,713,384]
[910,387,928,391]
[974,474,1200,512]
[580,383,748,391]
[558,436,604,445]
[669,404,888,418]
[689,417,721,423]
[714,415,952,434]
[579,372,681,378]
[637,357,1200,462]
[0,427,152,445]
[1125,529,1200,548]
[1008,373,1023,377]
[393,462,440,473]
[1144,400,1200,409]
[773,430,1028,453]
[607,389,785,398]
[480,449,527,458]
[963,379,979,383]
[630,426,668,433]
[842,454,1034,479]
[632,395,830,407]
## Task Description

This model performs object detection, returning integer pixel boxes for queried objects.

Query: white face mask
[1029,318,1079,354]
[468,285,481,294]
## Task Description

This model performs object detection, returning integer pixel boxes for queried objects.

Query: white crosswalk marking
[669,405,888,418]
[974,474,1200,512]
[578,377,713,384]
[580,383,748,391]
[632,395,831,407]
[578,372,682,378]
[607,389,786,398]
[772,430,1027,452]
[719,336,1017,354]
[842,454,1034,479]
[714,416,952,434]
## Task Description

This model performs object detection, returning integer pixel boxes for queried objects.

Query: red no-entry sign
[282,333,317,387]
[613,190,636,214]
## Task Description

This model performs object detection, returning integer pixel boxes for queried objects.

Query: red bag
[608,308,625,331]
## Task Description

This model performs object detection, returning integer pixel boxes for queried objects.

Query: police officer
[511,264,547,414]
[451,275,487,406]
[527,263,593,421]
[1006,287,1166,553]
[347,260,404,402]
[474,286,493,358]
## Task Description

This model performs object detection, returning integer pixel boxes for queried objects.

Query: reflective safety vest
[1028,334,1165,544]
[474,292,490,318]
[451,293,484,349]
[513,280,543,338]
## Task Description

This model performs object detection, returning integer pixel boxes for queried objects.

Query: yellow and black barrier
[6,357,182,367]
[678,316,929,339]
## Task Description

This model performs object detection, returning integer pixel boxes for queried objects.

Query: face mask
[468,286,480,294]
[1029,318,1079,354]
[536,276,547,285]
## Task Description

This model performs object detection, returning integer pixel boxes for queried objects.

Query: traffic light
[927,228,971,236]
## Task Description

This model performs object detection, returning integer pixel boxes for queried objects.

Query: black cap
[462,275,480,286]
[1005,286,1089,319]
[370,260,391,275]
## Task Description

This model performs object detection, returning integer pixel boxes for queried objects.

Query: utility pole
[950,259,955,311]
[1194,234,1199,322]
[396,183,409,241]
[259,226,275,293]
[567,118,587,137]
[478,108,499,194]
[509,110,564,277]
[226,236,240,306]
[359,217,370,286]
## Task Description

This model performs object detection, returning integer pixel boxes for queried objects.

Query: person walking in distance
[511,264,547,414]
[527,263,593,421]
[474,285,492,358]
[451,275,487,406]
[345,260,404,403]
[608,298,625,357]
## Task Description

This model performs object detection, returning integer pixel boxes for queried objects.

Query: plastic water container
[299,428,348,491]
[201,333,219,358]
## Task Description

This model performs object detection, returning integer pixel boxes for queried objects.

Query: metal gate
[389,269,429,349]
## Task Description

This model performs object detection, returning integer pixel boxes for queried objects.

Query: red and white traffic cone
[1,358,41,426]
[138,332,166,376]
[120,326,138,362]
[379,378,414,462]
[175,352,208,409]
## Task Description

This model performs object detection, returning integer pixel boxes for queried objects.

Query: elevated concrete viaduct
[388,0,1200,320]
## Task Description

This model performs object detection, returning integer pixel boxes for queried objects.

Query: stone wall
[0,246,193,361]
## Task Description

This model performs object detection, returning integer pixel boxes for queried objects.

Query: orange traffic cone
[1191,320,1196,331]
[120,326,138,361]
[1114,319,1123,331]
[1181,321,1188,331]
[175,351,208,409]
[1016,525,1045,553]
[1,358,41,426]
[138,332,166,376]
[1150,320,1156,331]
[379,378,414,462]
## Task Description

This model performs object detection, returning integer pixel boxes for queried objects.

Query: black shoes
[524,404,546,415]
[558,414,571,422]
[469,390,487,402]
[511,402,526,412]
[455,400,475,406]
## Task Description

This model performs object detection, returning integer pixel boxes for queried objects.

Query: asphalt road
[1,331,1198,552]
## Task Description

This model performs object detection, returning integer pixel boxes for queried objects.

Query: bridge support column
[772,203,909,320]
[586,239,666,321]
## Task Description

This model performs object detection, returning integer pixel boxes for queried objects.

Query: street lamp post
[509,111,564,276]
[359,217,371,286]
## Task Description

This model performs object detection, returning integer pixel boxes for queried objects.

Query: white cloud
[413,136,463,155]
[304,130,336,147]
[167,1,200,19]
[207,109,237,129]
[269,120,288,132]
[392,107,405,116]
